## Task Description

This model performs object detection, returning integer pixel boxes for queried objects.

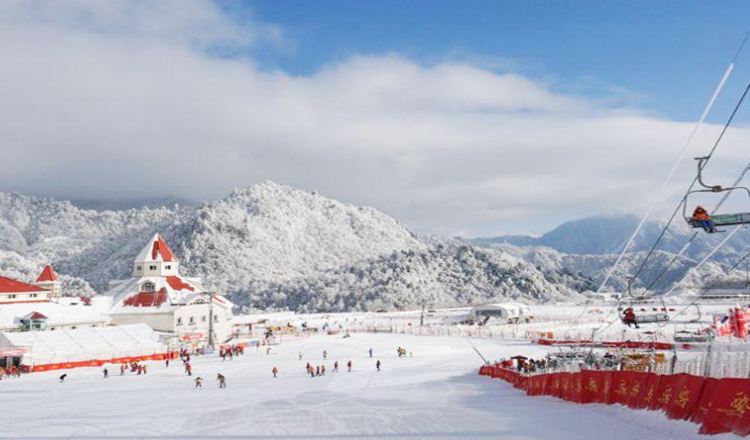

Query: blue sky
[4,1,750,236]
[233,0,750,123]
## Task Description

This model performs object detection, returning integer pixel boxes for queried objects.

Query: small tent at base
[0,323,171,372]
[471,303,533,325]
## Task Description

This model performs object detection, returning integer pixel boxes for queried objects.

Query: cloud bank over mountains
[2,0,750,237]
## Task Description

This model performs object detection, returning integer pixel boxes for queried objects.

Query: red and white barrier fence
[479,365,750,436]
[30,351,178,373]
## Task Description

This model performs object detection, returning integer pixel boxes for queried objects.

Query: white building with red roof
[0,264,63,305]
[0,266,109,332]
[106,234,234,346]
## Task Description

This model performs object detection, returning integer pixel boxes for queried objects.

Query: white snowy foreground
[1,333,737,439]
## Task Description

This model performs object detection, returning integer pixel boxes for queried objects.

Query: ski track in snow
[0,333,736,440]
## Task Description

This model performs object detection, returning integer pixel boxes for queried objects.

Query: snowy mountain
[240,245,590,313]
[2,187,743,310]
[475,214,750,261]
[0,183,596,311]
[470,215,745,293]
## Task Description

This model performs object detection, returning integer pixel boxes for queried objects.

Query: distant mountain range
[0,185,741,312]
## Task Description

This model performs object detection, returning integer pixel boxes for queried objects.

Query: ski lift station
[471,303,533,324]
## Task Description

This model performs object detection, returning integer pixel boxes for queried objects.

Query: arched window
[141,282,156,292]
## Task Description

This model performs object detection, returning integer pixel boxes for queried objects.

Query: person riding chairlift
[692,206,717,233]
[623,307,639,329]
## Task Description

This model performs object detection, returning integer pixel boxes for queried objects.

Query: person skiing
[321,365,326,376]
[185,362,192,376]
[217,373,226,388]
[272,367,278,378]
[315,366,320,377]
[323,350,328,359]
[103,368,108,378]
[333,361,339,372]
[59,373,67,383]
[120,365,125,376]
[347,360,352,372]
[368,348,373,358]
[299,352,303,360]
[376,360,381,371]
[165,359,170,368]
[195,377,203,388]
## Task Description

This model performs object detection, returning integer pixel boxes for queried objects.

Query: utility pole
[207,293,215,349]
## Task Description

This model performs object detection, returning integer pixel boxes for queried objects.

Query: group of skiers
[219,344,244,361]
[194,373,226,388]
[0,365,26,380]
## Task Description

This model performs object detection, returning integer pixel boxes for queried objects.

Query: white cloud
[1,0,749,237]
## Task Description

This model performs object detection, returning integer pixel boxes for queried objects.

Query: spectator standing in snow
[347,361,352,372]
[368,348,373,358]
[272,367,278,378]
[376,360,381,371]
[120,365,125,376]
[333,361,339,372]
[103,368,108,378]
[195,377,203,388]
[217,373,226,388]
[185,363,192,376]
[323,350,328,359]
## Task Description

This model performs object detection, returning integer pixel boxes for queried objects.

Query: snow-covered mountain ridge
[1,185,731,311]
[0,183,592,311]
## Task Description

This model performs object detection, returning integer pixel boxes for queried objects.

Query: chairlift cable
[643,243,750,341]
[596,23,750,294]
[596,64,734,294]
[626,74,750,293]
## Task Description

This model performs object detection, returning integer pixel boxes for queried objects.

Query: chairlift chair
[683,157,750,232]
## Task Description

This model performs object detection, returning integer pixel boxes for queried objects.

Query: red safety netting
[478,365,750,436]
[30,351,178,373]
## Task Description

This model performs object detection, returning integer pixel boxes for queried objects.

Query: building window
[136,265,142,271]
[189,316,194,324]
[8,294,16,299]
[214,315,219,322]
[30,293,37,298]
[177,317,182,325]
[142,282,156,292]
[165,265,171,270]
[149,265,157,270]
[201,316,206,322]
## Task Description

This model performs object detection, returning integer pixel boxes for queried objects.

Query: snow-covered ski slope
[1,333,734,439]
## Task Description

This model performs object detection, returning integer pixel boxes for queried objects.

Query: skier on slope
[217,373,226,388]
[272,367,278,378]
[376,360,381,371]
[195,377,203,388]
[347,361,353,372]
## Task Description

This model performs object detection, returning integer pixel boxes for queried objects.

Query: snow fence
[479,365,750,437]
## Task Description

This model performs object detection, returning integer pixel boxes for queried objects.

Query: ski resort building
[106,234,234,346]
[0,266,109,332]
[0,265,61,304]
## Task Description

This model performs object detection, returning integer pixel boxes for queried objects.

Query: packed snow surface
[0,333,734,439]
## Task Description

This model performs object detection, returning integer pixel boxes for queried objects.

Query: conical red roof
[36,265,58,282]
[152,236,176,262]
